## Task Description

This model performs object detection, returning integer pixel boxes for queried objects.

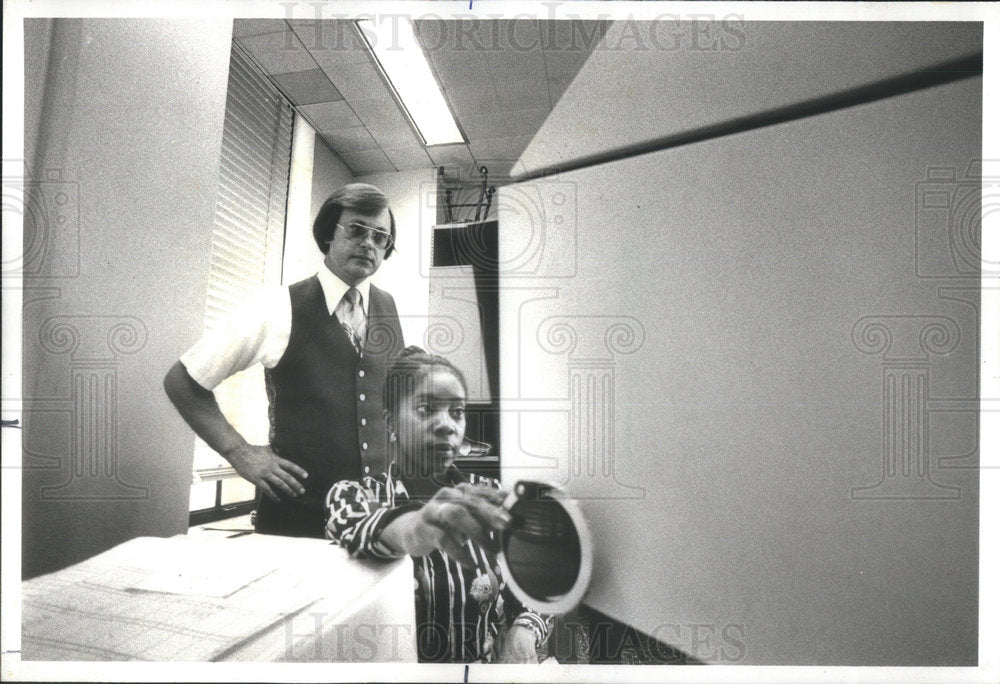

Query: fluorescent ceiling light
[357,18,465,147]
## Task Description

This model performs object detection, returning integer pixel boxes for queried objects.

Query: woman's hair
[384,346,468,417]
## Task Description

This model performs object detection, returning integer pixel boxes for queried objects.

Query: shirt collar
[316,266,371,316]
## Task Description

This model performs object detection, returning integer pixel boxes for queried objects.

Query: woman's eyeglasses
[336,222,393,250]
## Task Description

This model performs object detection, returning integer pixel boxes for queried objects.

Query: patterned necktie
[335,287,366,355]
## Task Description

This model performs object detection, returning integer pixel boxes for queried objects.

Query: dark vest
[255,275,404,537]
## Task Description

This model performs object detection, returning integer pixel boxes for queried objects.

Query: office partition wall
[498,22,982,665]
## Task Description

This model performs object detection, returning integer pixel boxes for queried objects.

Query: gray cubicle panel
[497,37,981,665]
[515,21,982,179]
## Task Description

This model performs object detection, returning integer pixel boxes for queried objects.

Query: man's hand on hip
[225,444,308,501]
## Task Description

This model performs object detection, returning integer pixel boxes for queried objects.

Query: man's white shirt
[181,268,371,391]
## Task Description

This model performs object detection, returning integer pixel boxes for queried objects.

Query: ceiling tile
[382,145,434,171]
[427,144,475,167]
[473,160,516,181]
[541,48,593,79]
[339,149,395,175]
[503,108,550,136]
[468,135,533,161]
[506,20,542,52]
[367,125,421,150]
[422,20,540,53]
[493,79,551,111]
[271,69,343,106]
[350,98,409,128]
[297,100,362,131]
[539,20,611,53]
[411,20,449,52]
[237,29,319,75]
[488,48,546,85]
[253,17,607,177]
[291,20,372,68]
[321,127,378,153]
[458,113,509,141]
[444,84,500,121]
[233,19,287,39]
[547,75,576,105]
[414,20,497,56]
[538,20,575,51]
[325,60,392,102]
[424,40,490,82]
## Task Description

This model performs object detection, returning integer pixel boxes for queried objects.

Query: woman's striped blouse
[324,465,552,663]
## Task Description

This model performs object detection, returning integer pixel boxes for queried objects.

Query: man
[164,183,404,537]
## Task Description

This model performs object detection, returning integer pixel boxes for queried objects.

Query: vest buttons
[358,369,365,378]
[362,442,368,450]
[359,393,366,401]
[361,418,367,426]
[364,466,370,474]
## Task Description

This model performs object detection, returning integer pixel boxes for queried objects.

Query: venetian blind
[192,41,294,483]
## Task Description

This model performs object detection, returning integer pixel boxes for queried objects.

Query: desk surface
[21,525,416,662]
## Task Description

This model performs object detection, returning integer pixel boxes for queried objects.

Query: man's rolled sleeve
[180,287,290,390]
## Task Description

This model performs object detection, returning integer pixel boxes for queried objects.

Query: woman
[324,347,551,663]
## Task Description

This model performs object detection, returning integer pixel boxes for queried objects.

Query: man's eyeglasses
[335,222,393,250]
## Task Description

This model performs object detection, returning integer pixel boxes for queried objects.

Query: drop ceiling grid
[413,20,479,175]
[471,20,551,171]
[302,22,438,174]
[288,19,371,65]
[321,61,432,172]
[233,18,288,39]
[270,69,344,106]
[413,19,549,179]
[232,18,602,178]
[237,26,322,75]
[234,19,409,175]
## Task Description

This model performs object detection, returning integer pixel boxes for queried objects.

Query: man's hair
[384,346,468,418]
[312,183,396,258]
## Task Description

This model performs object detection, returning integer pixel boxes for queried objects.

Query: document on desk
[126,537,277,598]
[21,535,323,661]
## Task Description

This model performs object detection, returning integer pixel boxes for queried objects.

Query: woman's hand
[385,483,511,566]
[498,624,539,664]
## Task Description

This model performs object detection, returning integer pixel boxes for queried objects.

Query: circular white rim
[497,480,593,615]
